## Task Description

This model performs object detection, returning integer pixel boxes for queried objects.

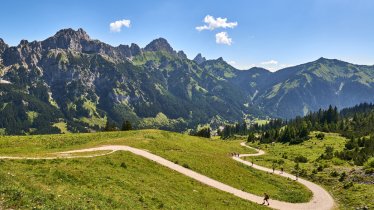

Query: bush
[182,163,190,169]
[330,170,339,177]
[192,127,211,138]
[365,168,374,174]
[364,157,374,169]
[120,162,127,169]
[294,155,308,163]
[320,146,334,160]
[363,157,374,174]
[315,133,325,140]
[277,159,285,165]
[121,120,132,131]
[343,182,354,189]
[339,172,346,182]
[299,169,308,177]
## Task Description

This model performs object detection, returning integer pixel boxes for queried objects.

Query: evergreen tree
[121,120,132,131]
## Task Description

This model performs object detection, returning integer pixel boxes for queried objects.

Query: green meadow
[0,130,312,209]
[245,132,374,210]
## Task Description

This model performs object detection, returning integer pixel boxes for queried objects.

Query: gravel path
[0,142,335,210]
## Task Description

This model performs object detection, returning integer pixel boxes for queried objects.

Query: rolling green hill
[254,58,374,118]
[245,132,374,210]
[0,130,312,209]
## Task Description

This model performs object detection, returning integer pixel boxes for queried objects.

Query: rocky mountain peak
[54,28,90,40]
[130,43,142,56]
[41,28,91,51]
[193,53,206,64]
[217,57,224,62]
[19,39,29,46]
[144,38,174,54]
[0,38,8,54]
[177,50,187,59]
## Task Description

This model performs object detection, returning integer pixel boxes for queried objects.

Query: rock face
[0,38,8,54]
[0,28,252,134]
[177,50,187,59]
[1,28,374,135]
[42,28,90,51]
[144,38,175,54]
[193,53,206,64]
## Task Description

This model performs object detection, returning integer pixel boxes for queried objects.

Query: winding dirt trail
[0,142,335,210]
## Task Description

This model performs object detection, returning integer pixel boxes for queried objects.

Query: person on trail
[295,173,299,181]
[280,167,284,174]
[262,193,270,206]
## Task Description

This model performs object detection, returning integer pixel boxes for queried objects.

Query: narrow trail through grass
[0,136,334,210]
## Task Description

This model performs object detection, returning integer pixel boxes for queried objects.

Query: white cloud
[259,60,291,72]
[228,61,256,70]
[228,60,236,65]
[196,15,238,31]
[261,60,278,65]
[110,19,131,32]
[215,32,232,45]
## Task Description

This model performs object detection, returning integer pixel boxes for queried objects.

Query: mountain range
[1,28,374,134]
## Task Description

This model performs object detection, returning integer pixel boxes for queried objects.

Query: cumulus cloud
[261,60,278,65]
[215,32,232,45]
[110,19,131,32]
[259,60,291,72]
[228,60,236,65]
[196,15,238,31]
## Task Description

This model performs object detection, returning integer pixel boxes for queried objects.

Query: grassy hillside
[245,132,374,210]
[0,130,312,209]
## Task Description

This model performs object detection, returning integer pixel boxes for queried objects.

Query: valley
[1,29,374,134]
[1,2,374,209]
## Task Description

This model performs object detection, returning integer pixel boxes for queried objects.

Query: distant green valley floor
[0,130,312,209]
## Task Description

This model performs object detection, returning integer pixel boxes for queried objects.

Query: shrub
[294,155,308,163]
[192,127,211,138]
[343,182,354,189]
[365,168,374,174]
[299,169,308,177]
[363,157,374,174]
[339,172,346,182]
[320,146,334,160]
[330,170,339,177]
[277,159,285,165]
[182,163,190,169]
[315,133,325,140]
[120,162,127,169]
[364,157,374,169]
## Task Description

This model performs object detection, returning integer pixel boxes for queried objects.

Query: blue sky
[1,0,374,71]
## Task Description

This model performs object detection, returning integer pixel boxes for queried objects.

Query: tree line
[219,103,374,166]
